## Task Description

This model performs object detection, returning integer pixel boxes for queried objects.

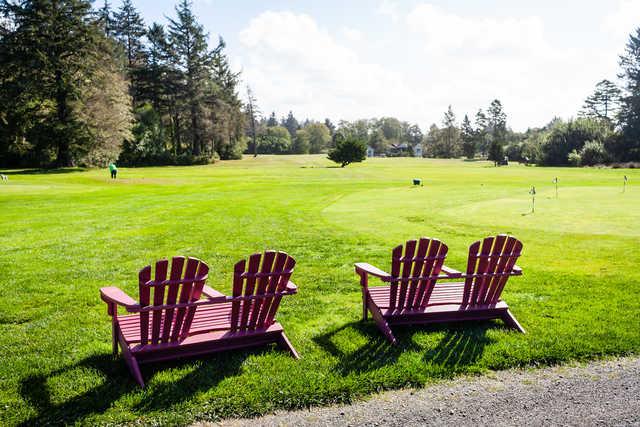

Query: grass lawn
[1,155,639,425]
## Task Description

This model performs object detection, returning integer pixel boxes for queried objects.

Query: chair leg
[123,351,145,387]
[112,322,119,357]
[362,290,368,321]
[277,331,300,359]
[369,303,397,345]
[502,309,526,334]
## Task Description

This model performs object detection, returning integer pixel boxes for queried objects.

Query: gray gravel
[206,357,640,426]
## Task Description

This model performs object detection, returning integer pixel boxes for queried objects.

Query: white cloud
[376,0,401,23]
[235,4,624,131]
[342,27,363,43]
[406,4,547,56]
[238,11,418,122]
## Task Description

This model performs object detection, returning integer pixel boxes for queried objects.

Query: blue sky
[119,0,640,131]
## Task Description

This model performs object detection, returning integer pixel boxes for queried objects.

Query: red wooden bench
[100,252,299,387]
[355,235,525,344]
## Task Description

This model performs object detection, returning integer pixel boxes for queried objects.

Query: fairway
[1,155,639,425]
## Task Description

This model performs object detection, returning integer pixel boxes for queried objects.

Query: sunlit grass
[0,155,638,425]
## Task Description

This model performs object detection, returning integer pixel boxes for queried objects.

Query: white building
[366,146,375,157]
[413,145,423,157]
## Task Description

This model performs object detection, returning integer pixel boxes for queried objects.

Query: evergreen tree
[580,79,621,122]
[245,86,260,157]
[168,0,212,156]
[267,112,278,127]
[488,99,507,143]
[328,133,366,167]
[474,108,489,156]
[619,28,640,160]
[283,111,299,139]
[461,114,475,159]
[324,118,335,137]
[440,105,460,157]
[113,0,146,68]
[0,0,129,166]
[96,0,112,36]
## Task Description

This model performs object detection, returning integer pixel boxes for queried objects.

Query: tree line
[2,1,640,168]
[0,0,244,167]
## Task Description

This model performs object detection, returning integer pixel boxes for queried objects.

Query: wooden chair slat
[477,235,506,303]
[418,239,447,309]
[150,260,168,344]
[256,251,288,328]
[406,238,429,310]
[489,238,523,303]
[238,254,261,330]
[180,260,209,339]
[138,266,151,346]
[170,257,199,341]
[389,245,403,310]
[397,239,416,311]
[247,251,276,329]
[469,237,493,305]
[161,256,185,342]
[264,255,296,326]
[230,259,246,330]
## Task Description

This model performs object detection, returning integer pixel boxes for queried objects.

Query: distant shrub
[327,134,367,167]
[579,140,609,166]
[567,149,581,166]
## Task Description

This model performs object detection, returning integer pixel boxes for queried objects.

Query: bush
[567,149,581,166]
[505,142,524,162]
[579,140,609,166]
[257,126,291,154]
[540,118,613,166]
[327,134,367,167]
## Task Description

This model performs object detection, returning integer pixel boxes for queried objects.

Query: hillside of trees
[2,1,640,168]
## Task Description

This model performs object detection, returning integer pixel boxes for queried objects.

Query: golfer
[109,162,118,179]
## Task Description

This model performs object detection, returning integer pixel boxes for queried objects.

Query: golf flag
[552,177,558,184]
[529,186,536,195]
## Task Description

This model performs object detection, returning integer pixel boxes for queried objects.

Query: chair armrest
[100,287,140,312]
[285,281,298,294]
[512,264,523,275]
[354,263,392,281]
[201,285,227,302]
[440,265,462,278]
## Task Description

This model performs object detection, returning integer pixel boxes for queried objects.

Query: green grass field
[1,155,639,425]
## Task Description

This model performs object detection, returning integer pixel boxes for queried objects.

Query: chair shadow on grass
[17,347,258,426]
[314,320,500,376]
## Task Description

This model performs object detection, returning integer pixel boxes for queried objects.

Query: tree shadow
[0,168,85,175]
[17,347,254,426]
[314,320,501,376]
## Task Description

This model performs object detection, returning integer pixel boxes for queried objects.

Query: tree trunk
[55,70,72,167]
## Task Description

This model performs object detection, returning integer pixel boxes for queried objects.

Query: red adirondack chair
[355,235,525,344]
[100,252,299,387]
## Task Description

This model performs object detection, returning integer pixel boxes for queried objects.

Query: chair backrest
[389,237,448,311]
[462,235,523,306]
[230,250,295,331]
[138,256,209,345]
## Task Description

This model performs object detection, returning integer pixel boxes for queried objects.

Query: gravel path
[207,357,640,426]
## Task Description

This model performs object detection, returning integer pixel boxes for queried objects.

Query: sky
[123,0,640,131]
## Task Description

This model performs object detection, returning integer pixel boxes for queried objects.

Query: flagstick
[529,186,536,213]
[623,175,627,193]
